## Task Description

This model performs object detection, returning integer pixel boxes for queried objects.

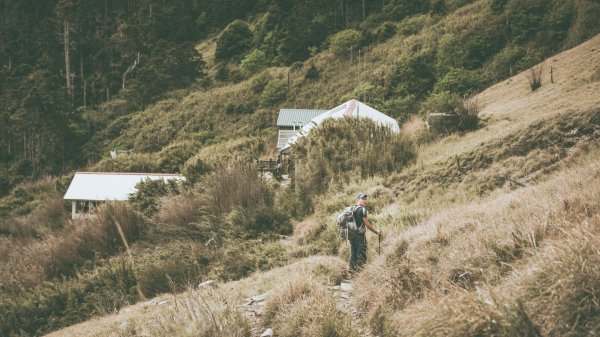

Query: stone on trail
[261,328,274,336]
[198,280,217,288]
[340,282,353,292]
[251,291,272,303]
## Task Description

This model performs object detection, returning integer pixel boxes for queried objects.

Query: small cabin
[63,172,185,219]
[276,109,326,149]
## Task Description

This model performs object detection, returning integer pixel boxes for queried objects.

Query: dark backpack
[336,205,365,240]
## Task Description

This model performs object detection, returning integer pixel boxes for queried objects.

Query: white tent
[281,99,399,153]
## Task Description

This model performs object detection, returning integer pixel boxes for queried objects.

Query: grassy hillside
[1,0,600,336]
[41,31,600,337]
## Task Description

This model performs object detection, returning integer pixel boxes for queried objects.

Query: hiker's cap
[357,192,368,200]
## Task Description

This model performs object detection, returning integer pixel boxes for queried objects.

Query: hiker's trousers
[349,233,367,273]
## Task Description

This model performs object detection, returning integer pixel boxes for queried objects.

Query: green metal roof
[276,109,326,127]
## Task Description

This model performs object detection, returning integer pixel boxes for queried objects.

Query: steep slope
[43,33,600,337]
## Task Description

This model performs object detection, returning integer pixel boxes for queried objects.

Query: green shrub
[483,45,527,82]
[92,153,161,173]
[0,259,139,337]
[251,207,292,235]
[250,71,273,93]
[387,50,436,99]
[215,20,253,61]
[374,22,397,42]
[329,29,362,57]
[294,118,414,197]
[157,140,201,173]
[260,77,287,107]
[384,0,429,21]
[129,178,181,215]
[136,242,208,297]
[397,14,429,36]
[240,49,269,77]
[434,68,483,95]
[182,155,213,182]
[304,64,320,81]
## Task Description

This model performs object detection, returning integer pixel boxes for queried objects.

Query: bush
[182,155,213,182]
[136,242,208,297]
[329,29,362,57]
[260,77,287,107]
[129,178,182,215]
[215,20,253,61]
[157,140,201,173]
[527,65,543,91]
[156,193,212,229]
[0,259,139,337]
[294,118,414,197]
[483,45,526,82]
[387,50,436,99]
[304,64,320,81]
[207,162,273,217]
[250,71,273,93]
[240,49,268,77]
[374,22,397,42]
[421,91,479,132]
[251,207,292,235]
[92,153,161,173]
[434,68,483,95]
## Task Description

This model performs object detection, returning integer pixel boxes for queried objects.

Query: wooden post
[71,201,77,219]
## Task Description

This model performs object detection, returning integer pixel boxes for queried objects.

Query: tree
[215,20,253,61]
[329,29,362,57]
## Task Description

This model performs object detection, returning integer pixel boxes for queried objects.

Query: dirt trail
[330,280,377,337]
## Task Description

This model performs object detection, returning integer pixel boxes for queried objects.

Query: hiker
[349,192,382,274]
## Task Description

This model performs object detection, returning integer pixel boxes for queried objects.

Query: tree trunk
[362,0,365,20]
[80,54,86,107]
[64,19,73,98]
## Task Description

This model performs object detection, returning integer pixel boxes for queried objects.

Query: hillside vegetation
[1,0,600,336]
[41,33,600,336]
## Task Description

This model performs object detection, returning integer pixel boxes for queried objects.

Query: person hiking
[349,192,382,274]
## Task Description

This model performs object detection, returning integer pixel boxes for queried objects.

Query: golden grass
[43,256,347,337]
[350,146,600,336]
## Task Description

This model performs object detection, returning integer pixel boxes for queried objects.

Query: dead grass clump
[32,195,69,231]
[206,161,272,217]
[156,193,212,229]
[264,277,359,337]
[93,202,146,249]
[112,288,251,337]
[522,224,600,337]
[393,292,541,337]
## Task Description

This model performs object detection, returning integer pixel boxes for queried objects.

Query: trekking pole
[378,231,381,255]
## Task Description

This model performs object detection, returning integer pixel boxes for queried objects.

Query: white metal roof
[281,99,400,152]
[63,172,185,201]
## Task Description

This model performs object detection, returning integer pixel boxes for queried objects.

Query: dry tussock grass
[263,275,359,337]
[352,151,600,336]
[157,193,212,229]
[107,288,251,337]
[45,256,347,337]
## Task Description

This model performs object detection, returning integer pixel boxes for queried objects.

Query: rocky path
[330,280,376,337]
